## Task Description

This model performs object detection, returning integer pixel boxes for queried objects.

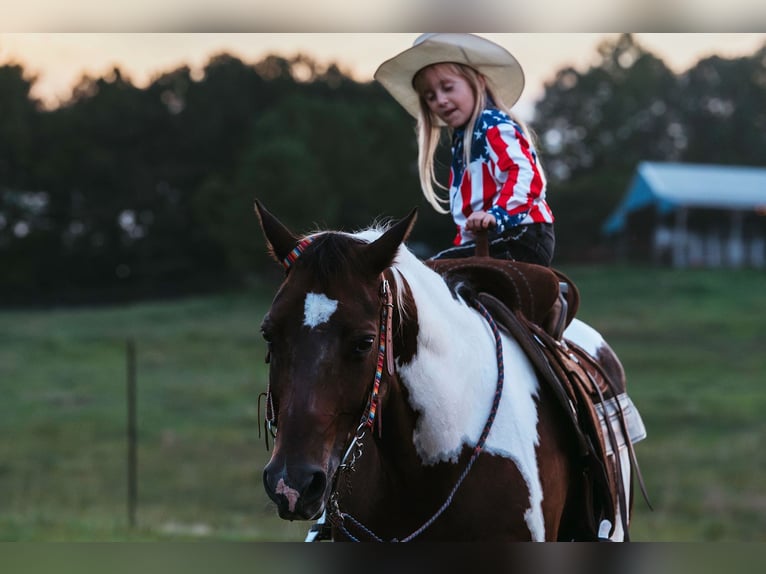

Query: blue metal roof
[602,161,766,235]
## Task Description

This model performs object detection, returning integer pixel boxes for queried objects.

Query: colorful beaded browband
[281,237,316,270]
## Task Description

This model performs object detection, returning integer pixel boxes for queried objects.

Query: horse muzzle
[263,461,329,520]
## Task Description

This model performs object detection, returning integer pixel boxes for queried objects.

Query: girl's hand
[465,211,496,231]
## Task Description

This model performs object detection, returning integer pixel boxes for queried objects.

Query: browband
[281,237,316,270]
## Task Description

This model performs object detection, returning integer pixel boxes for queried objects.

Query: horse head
[255,200,416,520]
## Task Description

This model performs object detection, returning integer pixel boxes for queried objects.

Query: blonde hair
[412,62,539,214]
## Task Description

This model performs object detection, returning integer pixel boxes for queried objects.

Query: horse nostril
[263,463,328,517]
[305,470,326,502]
[262,467,273,493]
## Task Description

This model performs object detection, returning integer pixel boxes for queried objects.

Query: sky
[1,33,765,121]
[3,0,766,32]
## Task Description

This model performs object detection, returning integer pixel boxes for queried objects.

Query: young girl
[375,33,555,266]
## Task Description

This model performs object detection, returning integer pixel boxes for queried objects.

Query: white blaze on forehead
[303,292,338,328]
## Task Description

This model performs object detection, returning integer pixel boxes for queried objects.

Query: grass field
[0,265,764,541]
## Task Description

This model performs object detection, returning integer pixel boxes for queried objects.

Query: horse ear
[365,208,418,273]
[254,199,300,263]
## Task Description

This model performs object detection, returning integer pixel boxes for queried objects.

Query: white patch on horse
[386,243,546,540]
[564,318,604,357]
[275,478,300,513]
[303,292,338,328]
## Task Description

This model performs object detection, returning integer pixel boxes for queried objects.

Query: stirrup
[597,519,615,541]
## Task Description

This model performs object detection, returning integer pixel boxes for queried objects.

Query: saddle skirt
[427,255,648,540]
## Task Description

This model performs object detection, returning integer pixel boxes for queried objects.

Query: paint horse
[256,201,646,541]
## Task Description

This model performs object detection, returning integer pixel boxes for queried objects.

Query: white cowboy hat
[374,33,525,120]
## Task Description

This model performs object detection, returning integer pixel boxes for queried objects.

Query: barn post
[672,207,688,268]
[652,206,663,266]
[728,210,745,268]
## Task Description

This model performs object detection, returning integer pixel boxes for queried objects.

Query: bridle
[261,236,506,542]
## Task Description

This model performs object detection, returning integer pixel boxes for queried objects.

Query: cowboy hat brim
[374,33,525,120]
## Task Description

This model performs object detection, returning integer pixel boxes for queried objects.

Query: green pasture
[0,266,764,541]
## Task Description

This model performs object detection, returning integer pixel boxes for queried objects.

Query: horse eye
[353,336,375,355]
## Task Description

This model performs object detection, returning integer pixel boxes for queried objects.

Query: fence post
[126,338,137,528]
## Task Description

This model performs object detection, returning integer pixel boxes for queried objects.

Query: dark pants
[430,223,555,267]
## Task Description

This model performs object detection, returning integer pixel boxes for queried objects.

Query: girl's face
[416,64,478,129]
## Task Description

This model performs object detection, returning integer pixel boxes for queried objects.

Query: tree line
[1,34,765,304]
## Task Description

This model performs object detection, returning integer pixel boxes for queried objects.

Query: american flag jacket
[449,107,553,246]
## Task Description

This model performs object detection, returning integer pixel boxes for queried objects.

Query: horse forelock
[294,232,371,287]
[298,226,409,283]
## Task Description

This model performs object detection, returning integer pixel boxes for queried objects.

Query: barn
[602,161,766,268]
